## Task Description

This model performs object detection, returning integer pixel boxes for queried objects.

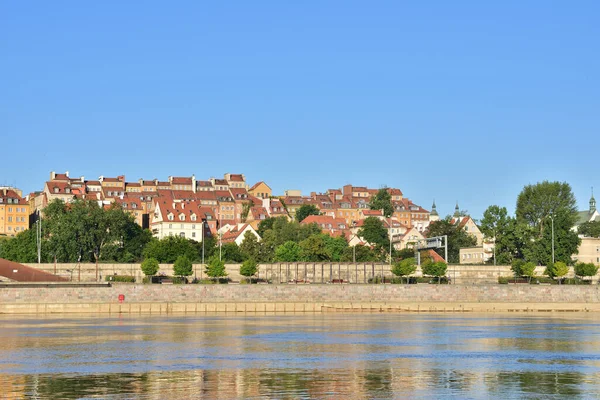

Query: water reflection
[1,314,600,398]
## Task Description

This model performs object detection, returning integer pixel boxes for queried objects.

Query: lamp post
[549,213,555,264]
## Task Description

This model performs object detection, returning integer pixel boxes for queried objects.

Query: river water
[1,313,600,399]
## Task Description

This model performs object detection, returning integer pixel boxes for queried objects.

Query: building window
[8,217,12,222]
[169,224,172,229]
[180,232,185,237]
[192,232,196,238]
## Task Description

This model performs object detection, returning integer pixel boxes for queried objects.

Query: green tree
[426,218,477,264]
[239,231,260,260]
[257,217,277,237]
[516,181,580,265]
[391,257,417,283]
[141,257,160,277]
[240,259,258,282]
[173,255,193,278]
[323,235,348,262]
[358,217,389,249]
[574,262,598,282]
[205,256,227,282]
[142,236,200,263]
[340,244,379,262]
[422,261,447,284]
[221,242,244,262]
[545,261,568,283]
[521,261,536,282]
[295,204,320,223]
[299,234,331,261]
[275,241,303,262]
[369,188,394,218]
[480,205,520,264]
[578,221,600,238]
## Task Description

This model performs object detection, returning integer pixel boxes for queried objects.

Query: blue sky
[1,1,598,219]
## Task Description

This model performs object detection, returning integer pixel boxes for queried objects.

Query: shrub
[498,277,509,284]
[173,255,193,277]
[141,258,160,277]
[545,261,569,283]
[511,259,525,277]
[205,256,228,281]
[422,261,447,284]
[240,259,258,280]
[391,257,417,284]
[105,275,135,283]
[574,262,599,282]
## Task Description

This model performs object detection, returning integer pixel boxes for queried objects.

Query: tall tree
[299,234,331,261]
[275,241,303,262]
[369,188,394,218]
[358,217,389,249]
[578,221,600,238]
[480,205,520,264]
[295,204,320,223]
[239,231,260,260]
[515,181,580,264]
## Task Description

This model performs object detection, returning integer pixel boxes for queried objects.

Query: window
[192,232,196,238]
[179,214,185,221]
[168,215,174,221]
[8,207,12,212]
[181,224,184,229]
[8,216,12,222]
[180,232,185,237]
[54,188,59,193]
[169,224,172,229]
[132,203,137,209]
[192,224,196,229]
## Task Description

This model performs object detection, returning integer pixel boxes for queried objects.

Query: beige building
[249,181,272,199]
[574,237,600,265]
[0,188,30,236]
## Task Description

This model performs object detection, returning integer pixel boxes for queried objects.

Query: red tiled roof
[228,174,245,182]
[301,215,347,228]
[52,173,70,181]
[197,180,212,187]
[85,180,101,186]
[45,181,73,195]
[171,177,193,185]
[0,189,27,204]
[387,188,403,196]
[213,179,228,185]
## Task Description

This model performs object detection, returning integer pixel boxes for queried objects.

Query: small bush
[105,275,135,283]
[498,277,509,284]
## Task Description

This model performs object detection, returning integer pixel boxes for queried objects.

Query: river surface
[1,313,600,399]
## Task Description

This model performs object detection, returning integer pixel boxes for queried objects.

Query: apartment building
[0,188,30,236]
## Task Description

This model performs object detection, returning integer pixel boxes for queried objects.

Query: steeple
[454,202,460,218]
[431,199,438,216]
[591,187,596,214]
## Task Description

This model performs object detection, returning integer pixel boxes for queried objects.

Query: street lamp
[549,213,555,264]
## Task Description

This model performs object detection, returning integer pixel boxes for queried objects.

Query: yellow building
[249,181,272,199]
[0,188,30,236]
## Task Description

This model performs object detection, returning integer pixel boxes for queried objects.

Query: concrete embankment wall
[2,284,600,314]
[19,263,583,284]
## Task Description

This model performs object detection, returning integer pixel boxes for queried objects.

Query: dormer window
[132,203,137,209]
[54,187,59,193]
[107,191,112,196]
[179,214,185,221]
[168,214,174,221]
[122,203,127,208]
[65,188,71,194]
[191,215,197,221]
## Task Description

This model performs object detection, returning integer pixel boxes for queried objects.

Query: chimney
[99,175,104,182]
[118,175,125,182]
[192,174,196,193]
[50,171,56,180]
[65,171,69,178]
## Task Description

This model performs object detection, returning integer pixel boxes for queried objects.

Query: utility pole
[550,214,555,264]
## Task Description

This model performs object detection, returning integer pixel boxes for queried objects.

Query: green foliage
[240,258,258,278]
[516,181,580,265]
[574,262,598,280]
[426,218,477,263]
[578,221,600,238]
[322,235,348,262]
[391,258,417,283]
[140,257,159,276]
[105,275,135,283]
[357,217,389,249]
[205,256,227,279]
[480,205,521,264]
[299,234,331,261]
[173,255,193,277]
[239,231,260,261]
[240,200,255,223]
[521,261,536,278]
[221,242,244,262]
[395,248,415,261]
[368,188,394,218]
[258,217,321,262]
[295,204,321,223]
[545,261,569,280]
[340,244,379,262]
[422,261,447,283]
[257,217,277,237]
[0,229,50,263]
[39,199,142,263]
[275,241,303,261]
[142,236,200,263]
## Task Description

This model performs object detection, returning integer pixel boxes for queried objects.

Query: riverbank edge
[2,301,599,315]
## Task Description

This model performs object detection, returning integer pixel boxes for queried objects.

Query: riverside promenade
[2,284,600,315]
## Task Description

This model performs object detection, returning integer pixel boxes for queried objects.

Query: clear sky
[1,1,598,220]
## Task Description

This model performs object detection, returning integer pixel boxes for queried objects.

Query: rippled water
[1,313,600,398]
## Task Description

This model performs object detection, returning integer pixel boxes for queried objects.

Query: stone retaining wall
[20,263,585,284]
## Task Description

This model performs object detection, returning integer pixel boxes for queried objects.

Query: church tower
[430,200,440,222]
